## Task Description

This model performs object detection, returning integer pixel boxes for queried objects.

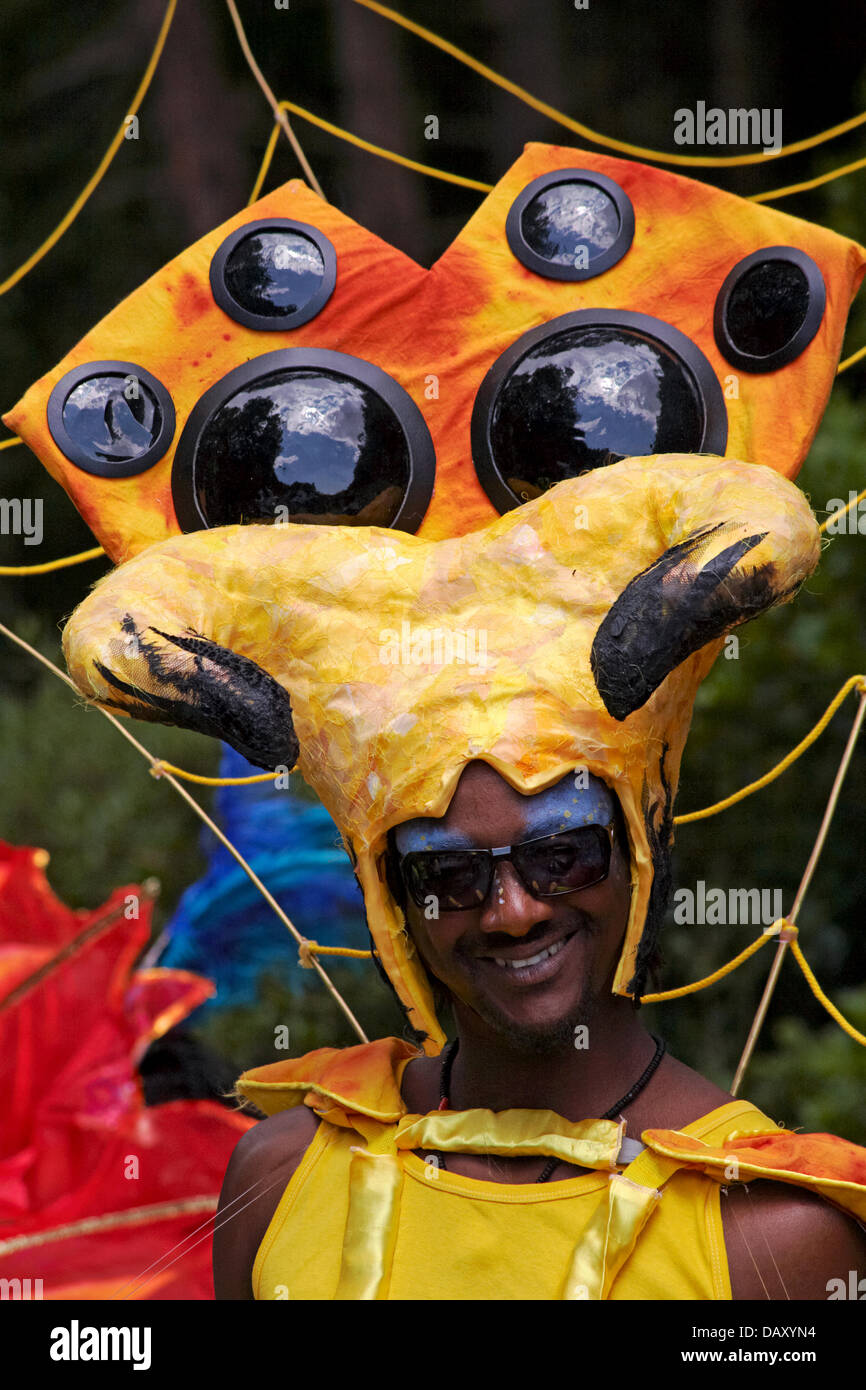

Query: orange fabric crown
[4,143,864,562]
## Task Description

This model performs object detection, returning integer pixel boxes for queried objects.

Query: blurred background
[1,0,865,1136]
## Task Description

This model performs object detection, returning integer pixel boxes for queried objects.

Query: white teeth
[493,937,567,970]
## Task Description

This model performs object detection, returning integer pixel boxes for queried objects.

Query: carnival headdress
[58,452,820,1049]
[6,145,863,1053]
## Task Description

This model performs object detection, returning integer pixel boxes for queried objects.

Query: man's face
[394,762,633,1054]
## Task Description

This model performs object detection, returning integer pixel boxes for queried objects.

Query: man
[59,451,866,1298]
[213,760,866,1300]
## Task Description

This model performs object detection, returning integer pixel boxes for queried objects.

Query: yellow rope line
[0,545,106,576]
[0,0,177,297]
[0,436,22,450]
[789,938,866,1046]
[298,941,375,968]
[249,120,283,203]
[150,759,276,786]
[837,344,866,375]
[351,0,866,169]
[247,94,866,213]
[752,151,866,203]
[641,929,774,1003]
[820,487,866,532]
[644,921,866,1047]
[674,675,866,824]
[250,98,493,203]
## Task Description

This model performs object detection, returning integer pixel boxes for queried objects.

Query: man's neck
[446,998,657,1120]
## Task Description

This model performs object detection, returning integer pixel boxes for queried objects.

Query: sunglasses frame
[398,821,616,913]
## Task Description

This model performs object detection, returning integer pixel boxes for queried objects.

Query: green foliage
[0,612,221,921]
[193,967,410,1086]
[744,988,866,1140]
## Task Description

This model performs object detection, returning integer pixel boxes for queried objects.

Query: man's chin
[469,990,598,1057]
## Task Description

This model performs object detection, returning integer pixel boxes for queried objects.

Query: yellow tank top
[236,1038,866,1302]
[254,1101,767,1299]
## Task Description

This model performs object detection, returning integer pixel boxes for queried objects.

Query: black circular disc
[713,246,825,373]
[471,310,728,513]
[209,219,337,331]
[46,361,176,478]
[506,170,635,281]
[172,349,435,534]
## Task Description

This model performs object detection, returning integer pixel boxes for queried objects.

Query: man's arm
[212,1107,320,1300]
[722,1180,866,1300]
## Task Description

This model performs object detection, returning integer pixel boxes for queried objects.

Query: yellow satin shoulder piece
[395,1110,626,1169]
[641,1112,866,1224]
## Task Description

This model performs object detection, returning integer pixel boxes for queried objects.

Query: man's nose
[478,861,557,935]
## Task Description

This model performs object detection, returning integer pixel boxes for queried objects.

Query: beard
[446,961,603,1058]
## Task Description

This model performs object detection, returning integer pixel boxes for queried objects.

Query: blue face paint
[393,769,616,854]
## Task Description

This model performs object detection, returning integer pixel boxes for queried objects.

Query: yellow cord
[644,919,866,1048]
[351,0,866,170]
[753,151,866,203]
[0,436,22,450]
[67,678,866,802]
[298,940,375,968]
[0,480,862,579]
[641,929,773,1002]
[248,93,866,209]
[0,0,177,297]
[819,487,866,532]
[148,759,283,786]
[0,545,106,576]
[838,344,866,375]
[250,99,493,203]
[789,938,866,1046]
[674,676,866,824]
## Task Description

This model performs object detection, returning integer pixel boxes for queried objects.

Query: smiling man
[57,445,866,1300]
[214,758,866,1300]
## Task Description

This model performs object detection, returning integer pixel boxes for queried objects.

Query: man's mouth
[478,929,579,984]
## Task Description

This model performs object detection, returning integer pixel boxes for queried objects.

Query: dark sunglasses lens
[515,827,610,894]
[405,852,489,910]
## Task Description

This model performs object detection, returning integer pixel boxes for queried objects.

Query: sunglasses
[397,822,615,913]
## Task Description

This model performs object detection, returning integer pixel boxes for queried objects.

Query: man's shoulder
[722,1179,866,1299]
[223,1104,321,1199]
[647,1053,866,1300]
[213,1107,320,1300]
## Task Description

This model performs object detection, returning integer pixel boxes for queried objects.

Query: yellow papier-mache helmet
[56,453,821,1053]
[5,145,864,1053]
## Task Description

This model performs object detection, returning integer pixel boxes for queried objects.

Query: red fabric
[0,842,254,1299]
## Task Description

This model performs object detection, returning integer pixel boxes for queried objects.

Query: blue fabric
[159,745,368,1007]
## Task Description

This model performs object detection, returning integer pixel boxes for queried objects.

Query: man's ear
[590,522,799,721]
